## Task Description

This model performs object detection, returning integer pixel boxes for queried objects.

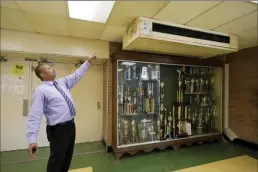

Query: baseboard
[223,128,238,141]
[101,137,113,153]
[233,138,258,151]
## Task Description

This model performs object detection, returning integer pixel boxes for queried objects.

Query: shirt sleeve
[27,88,45,144]
[58,61,91,89]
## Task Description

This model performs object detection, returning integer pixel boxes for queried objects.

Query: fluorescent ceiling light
[251,1,257,3]
[68,1,115,23]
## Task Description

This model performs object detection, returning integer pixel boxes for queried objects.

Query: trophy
[133,92,137,114]
[127,96,132,114]
[132,119,136,143]
[212,95,216,105]
[118,120,123,145]
[172,106,176,138]
[187,107,191,122]
[164,108,167,136]
[190,79,195,93]
[211,106,216,131]
[200,78,204,93]
[177,106,182,135]
[151,64,159,80]
[159,113,164,139]
[126,65,131,80]
[197,108,203,134]
[177,68,182,80]
[123,89,128,115]
[205,79,209,92]
[123,120,129,144]
[201,96,207,106]
[167,112,172,138]
[141,119,147,142]
[140,67,148,80]
[132,65,137,80]
[150,83,155,113]
[157,119,161,140]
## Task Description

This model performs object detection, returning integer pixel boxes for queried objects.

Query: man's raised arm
[59,54,96,89]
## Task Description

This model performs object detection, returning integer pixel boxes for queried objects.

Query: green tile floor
[1,141,257,172]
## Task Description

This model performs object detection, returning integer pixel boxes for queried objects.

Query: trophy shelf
[111,51,224,160]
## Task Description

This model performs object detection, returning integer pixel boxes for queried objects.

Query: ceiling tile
[107,1,169,26]
[68,19,105,39]
[214,11,257,34]
[0,1,19,9]
[237,27,258,49]
[187,1,257,29]
[155,1,221,24]
[101,26,126,42]
[0,7,36,32]
[16,1,68,18]
[25,12,69,36]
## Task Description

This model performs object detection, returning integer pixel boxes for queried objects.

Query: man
[27,54,96,172]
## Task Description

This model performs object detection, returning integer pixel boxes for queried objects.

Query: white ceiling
[1,1,257,49]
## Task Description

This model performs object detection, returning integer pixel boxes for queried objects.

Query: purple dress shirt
[27,61,90,144]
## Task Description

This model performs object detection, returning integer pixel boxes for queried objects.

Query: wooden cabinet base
[113,134,222,160]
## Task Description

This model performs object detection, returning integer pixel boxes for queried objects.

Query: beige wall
[0,30,108,151]
[0,29,109,60]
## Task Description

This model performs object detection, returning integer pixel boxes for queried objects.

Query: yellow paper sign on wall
[12,64,25,76]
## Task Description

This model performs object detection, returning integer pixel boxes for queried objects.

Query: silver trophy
[132,119,136,143]
[132,65,137,80]
[196,108,203,134]
[140,67,148,80]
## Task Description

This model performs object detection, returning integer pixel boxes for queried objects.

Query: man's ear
[40,73,45,80]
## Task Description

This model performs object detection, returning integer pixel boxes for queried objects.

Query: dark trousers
[46,120,76,172]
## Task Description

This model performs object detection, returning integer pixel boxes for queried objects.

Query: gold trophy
[184,106,188,134]
[123,120,129,144]
[177,106,181,135]
[128,96,133,114]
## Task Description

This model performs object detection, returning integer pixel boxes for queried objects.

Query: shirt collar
[42,81,54,86]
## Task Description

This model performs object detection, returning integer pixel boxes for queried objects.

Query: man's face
[40,64,56,81]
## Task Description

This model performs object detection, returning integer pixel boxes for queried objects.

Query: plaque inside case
[117,60,222,148]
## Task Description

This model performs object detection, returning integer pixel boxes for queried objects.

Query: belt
[57,119,74,125]
[49,119,74,127]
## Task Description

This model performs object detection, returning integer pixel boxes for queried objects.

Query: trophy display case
[112,52,223,160]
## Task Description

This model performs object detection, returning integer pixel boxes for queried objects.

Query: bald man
[27,54,96,172]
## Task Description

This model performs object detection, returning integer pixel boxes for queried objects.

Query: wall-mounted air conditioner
[123,17,238,58]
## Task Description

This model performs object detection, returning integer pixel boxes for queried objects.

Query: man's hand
[28,143,38,159]
[87,53,97,64]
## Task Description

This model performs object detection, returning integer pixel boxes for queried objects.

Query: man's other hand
[28,143,38,159]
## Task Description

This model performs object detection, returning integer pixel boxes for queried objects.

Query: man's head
[35,64,56,81]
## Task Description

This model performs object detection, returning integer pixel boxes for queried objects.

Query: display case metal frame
[111,51,224,160]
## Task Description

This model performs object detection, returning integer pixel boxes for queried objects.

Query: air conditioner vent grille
[152,22,230,44]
